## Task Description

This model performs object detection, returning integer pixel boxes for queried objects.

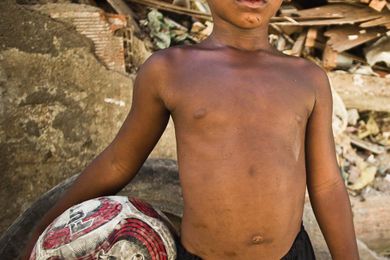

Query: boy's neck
[204,16,273,52]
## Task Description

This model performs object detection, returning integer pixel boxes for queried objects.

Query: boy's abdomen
[175,129,308,259]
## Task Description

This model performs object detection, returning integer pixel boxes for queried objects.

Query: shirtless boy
[23,0,360,259]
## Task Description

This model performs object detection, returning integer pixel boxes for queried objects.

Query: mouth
[235,0,268,9]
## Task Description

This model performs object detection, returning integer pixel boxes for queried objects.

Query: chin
[232,15,268,29]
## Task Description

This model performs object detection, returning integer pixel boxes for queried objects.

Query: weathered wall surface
[0,0,177,234]
[0,47,130,233]
[0,0,162,234]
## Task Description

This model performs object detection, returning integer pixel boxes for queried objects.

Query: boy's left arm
[305,65,359,259]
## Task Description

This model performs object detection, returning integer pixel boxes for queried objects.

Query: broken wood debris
[118,0,390,76]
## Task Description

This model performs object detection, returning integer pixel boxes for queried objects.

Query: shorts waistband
[176,222,312,260]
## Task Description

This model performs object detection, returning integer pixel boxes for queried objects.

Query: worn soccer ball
[30,196,177,260]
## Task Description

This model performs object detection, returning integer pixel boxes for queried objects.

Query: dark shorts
[175,222,316,260]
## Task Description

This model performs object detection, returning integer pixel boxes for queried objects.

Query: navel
[251,234,264,244]
[193,108,207,119]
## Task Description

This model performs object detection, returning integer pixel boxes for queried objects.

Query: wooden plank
[324,25,386,52]
[369,0,387,12]
[288,3,380,18]
[274,3,382,26]
[290,30,307,56]
[274,16,382,26]
[273,15,344,21]
[305,28,318,48]
[360,14,390,27]
[323,44,339,69]
[172,0,190,8]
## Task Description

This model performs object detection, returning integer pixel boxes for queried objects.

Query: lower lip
[235,0,267,9]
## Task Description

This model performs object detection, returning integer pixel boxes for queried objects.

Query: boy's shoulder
[142,45,190,65]
[275,53,330,88]
[136,45,188,79]
[273,51,326,76]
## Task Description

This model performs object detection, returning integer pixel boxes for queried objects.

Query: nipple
[193,108,207,119]
[251,234,264,244]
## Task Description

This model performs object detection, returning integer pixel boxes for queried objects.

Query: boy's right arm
[22,52,171,259]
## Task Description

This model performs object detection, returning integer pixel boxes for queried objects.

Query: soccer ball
[30,196,177,260]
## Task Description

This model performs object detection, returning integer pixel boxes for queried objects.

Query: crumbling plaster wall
[0,0,176,234]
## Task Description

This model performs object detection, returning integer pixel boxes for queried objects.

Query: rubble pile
[128,0,390,76]
[336,110,390,195]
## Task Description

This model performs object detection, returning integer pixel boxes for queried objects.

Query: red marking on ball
[42,197,122,250]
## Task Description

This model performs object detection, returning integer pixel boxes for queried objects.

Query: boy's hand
[305,63,359,259]
[21,51,171,259]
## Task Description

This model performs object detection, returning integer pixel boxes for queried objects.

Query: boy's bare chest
[165,65,315,132]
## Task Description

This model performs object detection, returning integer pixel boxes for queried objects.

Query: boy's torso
[156,43,316,259]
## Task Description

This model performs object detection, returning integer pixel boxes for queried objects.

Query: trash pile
[335,110,390,195]
[127,0,390,77]
[21,0,390,194]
